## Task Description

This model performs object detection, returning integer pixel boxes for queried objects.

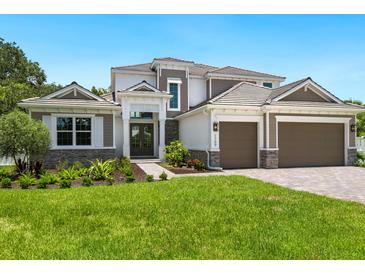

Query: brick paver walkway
[224,167,365,204]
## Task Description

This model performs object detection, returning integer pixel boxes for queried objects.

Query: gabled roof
[121,81,167,93]
[153,57,194,63]
[41,81,105,101]
[207,66,285,80]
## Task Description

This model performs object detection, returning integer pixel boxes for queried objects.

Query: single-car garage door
[278,122,344,168]
[220,122,257,169]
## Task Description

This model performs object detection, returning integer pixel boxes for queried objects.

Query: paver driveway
[224,166,365,204]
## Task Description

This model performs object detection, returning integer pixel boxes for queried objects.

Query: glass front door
[130,123,154,157]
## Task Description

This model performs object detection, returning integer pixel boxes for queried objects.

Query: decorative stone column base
[347,148,357,166]
[209,151,221,168]
[260,149,279,169]
[188,150,220,169]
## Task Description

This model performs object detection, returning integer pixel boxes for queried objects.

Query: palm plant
[88,159,115,180]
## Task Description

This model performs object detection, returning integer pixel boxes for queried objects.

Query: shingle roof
[112,58,284,79]
[208,66,284,79]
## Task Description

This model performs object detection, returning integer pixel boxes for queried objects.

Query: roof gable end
[42,82,105,101]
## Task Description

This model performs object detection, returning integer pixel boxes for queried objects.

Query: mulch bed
[159,163,221,175]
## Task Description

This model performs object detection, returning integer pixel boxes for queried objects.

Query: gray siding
[210,79,241,98]
[281,87,333,102]
[96,114,114,147]
[159,69,188,118]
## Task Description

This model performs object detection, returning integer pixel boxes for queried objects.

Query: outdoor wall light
[213,122,219,132]
[351,124,356,132]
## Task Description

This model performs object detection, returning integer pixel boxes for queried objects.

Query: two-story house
[19,57,364,169]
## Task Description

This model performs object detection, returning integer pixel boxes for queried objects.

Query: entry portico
[117,81,172,160]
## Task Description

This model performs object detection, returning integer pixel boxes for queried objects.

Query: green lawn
[1,176,365,259]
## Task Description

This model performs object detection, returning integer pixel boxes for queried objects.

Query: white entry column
[122,103,130,157]
[159,119,166,159]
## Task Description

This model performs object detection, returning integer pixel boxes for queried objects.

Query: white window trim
[275,115,352,165]
[167,78,181,111]
[52,114,95,149]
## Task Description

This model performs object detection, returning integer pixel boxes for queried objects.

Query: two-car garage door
[219,121,345,169]
[278,122,344,167]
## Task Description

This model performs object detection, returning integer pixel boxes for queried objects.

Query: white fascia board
[18,102,121,111]
[127,82,161,93]
[119,92,172,99]
[207,73,286,82]
[262,105,363,114]
[151,60,194,69]
[111,68,155,76]
[42,83,104,101]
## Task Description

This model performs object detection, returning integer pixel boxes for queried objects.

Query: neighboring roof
[269,101,365,109]
[112,57,284,79]
[207,66,285,80]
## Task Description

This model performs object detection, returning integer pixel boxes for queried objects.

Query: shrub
[126,175,135,183]
[88,159,115,180]
[165,141,190,167]
[194,160,205,171]
[39,173,58,185]
[1,177,12,188]
[37,177,48,189]
[82,176,93,187]
[114,156,131,170]
[72,161,84,170]
[121,165,133,176]
[0,166,14,179]
[0,110,51,175]
[59,179,72,189]
[58,167,79,181]
[18,172,36,189]
[159,171,168,181]
[106,176,115,185]
[357,152,365,161]
[77,167,89,177]
[146,174,154,182]
[56,160,69,171]
[29,160,43,178]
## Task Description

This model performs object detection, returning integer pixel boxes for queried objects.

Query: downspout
[205,149,223,171]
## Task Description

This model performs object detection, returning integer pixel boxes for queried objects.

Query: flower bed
[0,157,147,189]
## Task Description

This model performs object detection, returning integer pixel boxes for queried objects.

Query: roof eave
[205,72,286,81]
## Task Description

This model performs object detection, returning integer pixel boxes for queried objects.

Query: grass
[1,175,365,259]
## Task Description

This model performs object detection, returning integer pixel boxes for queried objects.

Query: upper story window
[167,78,181,111]
[56,116,92,147]
[263,82,273,88]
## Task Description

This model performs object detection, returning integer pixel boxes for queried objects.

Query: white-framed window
[167,78,181,111]
[263,82,273,88]
[56,116,93,147]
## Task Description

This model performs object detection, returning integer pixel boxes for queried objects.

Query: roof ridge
[272,77,310,91]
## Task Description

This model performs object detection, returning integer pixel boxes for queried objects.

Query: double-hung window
[56,116,92,147]
[167,79,181,111]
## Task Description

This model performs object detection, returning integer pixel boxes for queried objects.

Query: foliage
[126,175,135,183]
[82,176,93,187]
[29,160,43,178]
[344,99,365,136]
[115,156,131,170]
[159,171,168,181]
[77,167,89,177]
[90,86,108,96]
[194,160,205,171]
[18,172,36,189]
[37,177,48,189]
[0,165,14,179]
[38,173,58,186]
[121,165,133,177]
[0,37,46,86]
[0,110,51,170]
[56,160,69,171]
[106,176,115,186]
[146,175,154,182]
[58,167,79,181]
[88,159,115,180]
[59,179,71,189]
[72,161,84,170]
[165,141,190,167]
[1,177,11,188]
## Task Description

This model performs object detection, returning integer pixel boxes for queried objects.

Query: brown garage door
[219,122,257,169]
[278,122,344,168]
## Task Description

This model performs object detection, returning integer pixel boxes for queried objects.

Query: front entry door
[130,123,154,157]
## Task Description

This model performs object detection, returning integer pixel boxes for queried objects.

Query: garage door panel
[279,123,344,167]
[220,122,257,169]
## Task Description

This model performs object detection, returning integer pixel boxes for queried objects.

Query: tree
[0,110,50,171]
[0,37,46,86]
[91,86,107,96]
[0,37,62,115]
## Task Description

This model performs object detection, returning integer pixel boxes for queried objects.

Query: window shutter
[94,116,104,148]
[42,115,55,148]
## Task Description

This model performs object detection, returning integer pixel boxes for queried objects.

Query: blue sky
[0,15,364,101]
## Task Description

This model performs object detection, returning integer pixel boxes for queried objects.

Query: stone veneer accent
[260,149,279,169]
[347,148,357,166]
[33,149,116,169]
[165,120,179,145]
[188,150,221,169]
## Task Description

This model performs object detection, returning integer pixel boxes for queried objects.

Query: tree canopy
[344,99,365,137]
[0,37,62,115]
[91,86,108,96]
[0,110,50,164]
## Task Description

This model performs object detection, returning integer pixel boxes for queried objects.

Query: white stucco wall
[189,78,206,107]
[115,73,156,91]
[179,112,209,150]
